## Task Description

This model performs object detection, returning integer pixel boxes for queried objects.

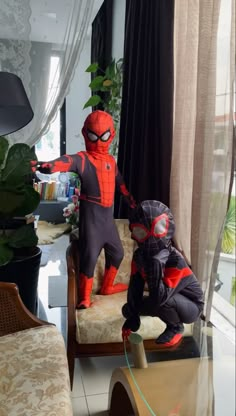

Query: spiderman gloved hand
[30,161,52,174]
[122,317,141,340]
[121,303,140,340]
[122,327,131,341]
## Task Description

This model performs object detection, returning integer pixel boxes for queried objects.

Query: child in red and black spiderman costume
[33,110,136,309]
[122,200,204,347]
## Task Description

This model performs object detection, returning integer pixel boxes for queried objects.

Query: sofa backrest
[92,219,136,294]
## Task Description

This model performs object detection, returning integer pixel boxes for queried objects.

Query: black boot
[155,323,184,346]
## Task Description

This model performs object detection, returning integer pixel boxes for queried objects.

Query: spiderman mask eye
[87,131,98,142]
[100,130,111,142]
[131,225,149,242]
[152,214,169,237]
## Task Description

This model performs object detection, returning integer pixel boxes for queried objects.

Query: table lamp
[0,71,33,136]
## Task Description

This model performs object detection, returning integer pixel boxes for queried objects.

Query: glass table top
[110,319,235,416]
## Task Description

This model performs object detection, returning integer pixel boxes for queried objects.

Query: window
[35,56,62,161]
[211,0,235,339]
[215,166,236,308]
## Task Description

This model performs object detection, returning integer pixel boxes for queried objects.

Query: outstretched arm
[115,167,136,208]
[32,153,83,175]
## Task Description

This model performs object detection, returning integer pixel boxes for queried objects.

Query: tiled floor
[38,234,126,415]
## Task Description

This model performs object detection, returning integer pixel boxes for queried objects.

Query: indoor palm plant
[0,135,41,313]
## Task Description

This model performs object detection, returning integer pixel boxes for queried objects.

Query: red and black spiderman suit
[35,110,136,309]
[122,200,204,346]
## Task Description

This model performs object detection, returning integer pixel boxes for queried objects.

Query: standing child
[33,110,136,309]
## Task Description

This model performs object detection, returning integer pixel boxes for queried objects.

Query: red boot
[76,273,93,309]
[99,265,128,295]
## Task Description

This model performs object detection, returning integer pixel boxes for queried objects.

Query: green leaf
[0,183,40,217]
[0,184,25,215]
[0,243,13,266]
[1,143,37,182]
[83,95,102,109]
[0,136,9,168]
[12,185,41,217]
[105,60,116,79]
[8,225,38,248]
[99,86,110,92]
[85,63,99,73]
[89,76,105,91]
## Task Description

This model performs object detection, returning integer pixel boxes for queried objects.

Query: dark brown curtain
[114,0,175,218]
[91,0,113,110]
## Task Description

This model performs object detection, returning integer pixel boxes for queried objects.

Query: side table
[108,357,214,416]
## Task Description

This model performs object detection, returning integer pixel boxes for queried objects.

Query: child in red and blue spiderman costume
[33,110,136,309]
[122,200,204,347]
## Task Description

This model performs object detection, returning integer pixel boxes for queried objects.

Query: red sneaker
[155,323,184,347]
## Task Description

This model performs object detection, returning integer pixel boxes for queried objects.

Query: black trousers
[140,293,203,325]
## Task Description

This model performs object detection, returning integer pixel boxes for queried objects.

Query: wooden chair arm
[66,241,79,311]
[0,282,52,337]
[66,241,80,388]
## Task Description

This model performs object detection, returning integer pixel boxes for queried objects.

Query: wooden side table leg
[109,382,135,416]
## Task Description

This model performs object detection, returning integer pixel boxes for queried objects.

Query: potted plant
[0,135,41,314]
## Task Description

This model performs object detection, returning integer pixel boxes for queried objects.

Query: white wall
[66,0,126,154]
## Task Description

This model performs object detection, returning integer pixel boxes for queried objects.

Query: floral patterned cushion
[76,291,193,344]
[0,325,73,416]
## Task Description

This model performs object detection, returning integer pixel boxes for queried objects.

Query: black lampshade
[0,72,34,136]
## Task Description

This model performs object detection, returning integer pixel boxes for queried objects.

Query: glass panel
[213,0,235,308]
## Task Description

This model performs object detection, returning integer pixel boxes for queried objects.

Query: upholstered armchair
[66,219,193,388]
[0,282,49,336]
[0,283,73,415]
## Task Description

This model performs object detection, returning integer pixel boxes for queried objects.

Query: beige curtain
[170,0,235,319]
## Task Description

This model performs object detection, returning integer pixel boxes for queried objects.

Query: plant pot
[0,246,42,315]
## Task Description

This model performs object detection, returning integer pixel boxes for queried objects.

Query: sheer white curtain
[0,0,95,146]
[170,0,235,319]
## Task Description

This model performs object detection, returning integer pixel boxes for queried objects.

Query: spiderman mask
[82,110,115,154]
[129,200,175,255]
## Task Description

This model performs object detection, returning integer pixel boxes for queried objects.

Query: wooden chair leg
[67,339,76,390]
